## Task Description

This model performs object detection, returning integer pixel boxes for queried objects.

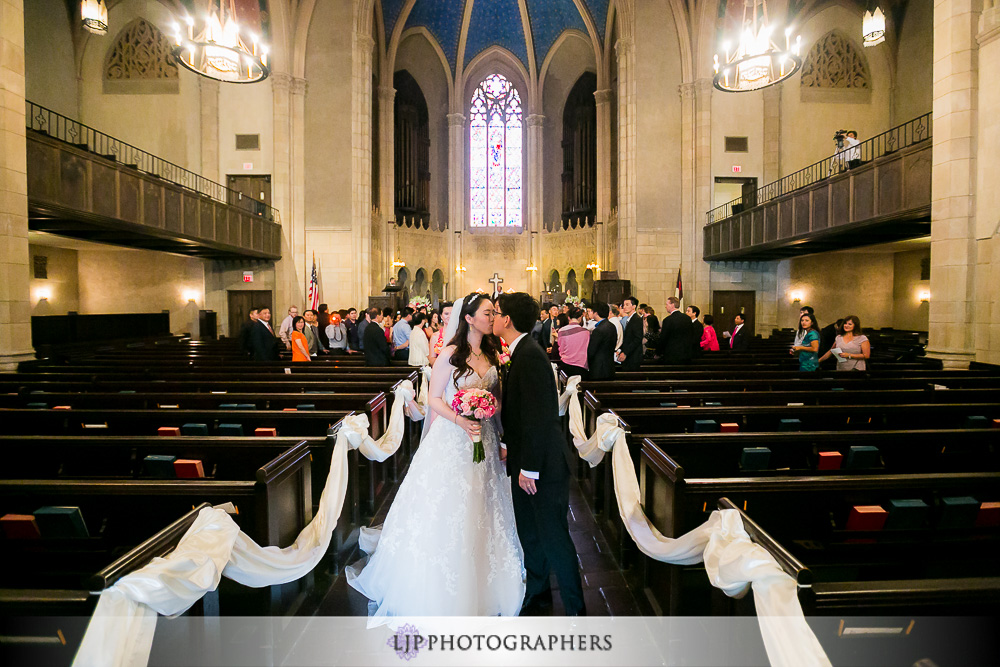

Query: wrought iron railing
[706,112,932,225]
[25,101,280,223]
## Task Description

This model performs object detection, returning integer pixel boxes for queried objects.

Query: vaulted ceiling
[381,0,609,74]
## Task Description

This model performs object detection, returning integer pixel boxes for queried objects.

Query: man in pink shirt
[554,307,590,378]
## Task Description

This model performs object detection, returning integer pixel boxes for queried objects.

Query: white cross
[489,273,503,294]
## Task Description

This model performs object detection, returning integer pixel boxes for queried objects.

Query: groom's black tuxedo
[501,335,568,482]
[501,333,584,615]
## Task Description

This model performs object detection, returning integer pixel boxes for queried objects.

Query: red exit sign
[242,271,254,283]
[732,165,742,173]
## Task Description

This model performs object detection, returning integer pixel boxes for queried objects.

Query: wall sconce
[391,260,406,269]
[36,288,52,301]
[790,290,804,303]
[183,290,199,303]
[456,265,467,273]
[525,264,538,272]
[919,290,930,303]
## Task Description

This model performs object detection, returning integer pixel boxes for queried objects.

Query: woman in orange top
[290,316,311,362]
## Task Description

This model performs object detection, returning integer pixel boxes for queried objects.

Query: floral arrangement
[564,295,582,307]
[408,296,432,310]
[450,388,498,463]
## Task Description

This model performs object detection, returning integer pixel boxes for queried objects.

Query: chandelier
[713,0,801,93]
[171,0,270,84]
[863,5,886,47]
[80,0,108,35]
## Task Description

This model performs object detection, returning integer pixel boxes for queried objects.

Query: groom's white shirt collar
[507,332,528,356]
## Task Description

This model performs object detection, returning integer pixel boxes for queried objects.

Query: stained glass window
[470,74,522,228]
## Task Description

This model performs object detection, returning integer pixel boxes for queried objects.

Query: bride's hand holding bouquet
[451,388,498,463]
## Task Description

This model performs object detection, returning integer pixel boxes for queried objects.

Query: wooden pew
[0,503,211,666]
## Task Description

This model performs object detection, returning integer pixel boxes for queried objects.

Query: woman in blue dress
[791,312,821,371]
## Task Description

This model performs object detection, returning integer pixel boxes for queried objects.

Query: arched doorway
[548,270,561,292]
[431,269,445,306]
[413,268,428,300]
[582,268,595,303]
[566,269,579,297]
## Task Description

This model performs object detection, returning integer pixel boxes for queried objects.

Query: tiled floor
[313,476,642,617]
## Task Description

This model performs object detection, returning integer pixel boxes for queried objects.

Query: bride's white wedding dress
[346,364,525,619]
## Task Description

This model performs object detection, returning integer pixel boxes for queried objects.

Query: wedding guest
[427,311,441,339]
[819,318,844,357]
[728,313,751,351]
[364,309,391,366]
[382,308,394,345]
[238,307,259,358]
[791,312,821,371]
[326,313,349,355]
[428,302,453,365]
[819,315,870,371]
[586,302,617,380]
[317,304,331,349]
[290,316,310,362]
[249,307,280,361]
[392,308,414,361]
[617,296,644,371]
[531,308,546,344]
[556,310,589,378]
[655,297,693,364]
[642,305,660,357]
[303,309,327,356]
[357,308,375,352]
[408,313,430,366]
[686,305,704,358]
[609,305,624,363]
[539,304,559,353]
[345,308,360,352]
[278,305,298,349]
[792,305,815,349]
[700,314,720,351]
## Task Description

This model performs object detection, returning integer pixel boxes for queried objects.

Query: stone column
[614,36,637,280]
[762,85,781,184]
[976,2,1000,363]
[351,31,375,305]
[271,72,300,311]
[691,79,713,311]
[0,0,33,371]
[594,89,612,270]
[928,0,980,368]
[377,85,395,289]
[447,113,466,294]
[200,78,220,182]
[526,113,545,296]
[290,76,308,292]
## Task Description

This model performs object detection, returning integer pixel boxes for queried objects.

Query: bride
[347,293,525,619]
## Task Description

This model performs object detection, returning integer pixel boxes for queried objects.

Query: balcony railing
[25,101,279,223]
[707,112,932,225]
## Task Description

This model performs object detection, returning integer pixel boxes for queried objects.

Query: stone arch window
[431,269,445,305]
[548,270,561,292]
[469,73,522,228]
[104,18,179,94]
[799,30,871,103]
[565,269,578,297]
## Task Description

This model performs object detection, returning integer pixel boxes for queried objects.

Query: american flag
[307,253,319,311]
[675,266,683,301]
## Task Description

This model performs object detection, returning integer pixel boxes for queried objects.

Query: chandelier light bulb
[171,1,270,84]
[863,6,886,47]
[713,1,800,93]
[80,0,108,35]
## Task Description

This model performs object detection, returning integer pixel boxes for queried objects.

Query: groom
[494,292,586,616]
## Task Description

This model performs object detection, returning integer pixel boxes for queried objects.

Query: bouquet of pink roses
[450,388,498,463]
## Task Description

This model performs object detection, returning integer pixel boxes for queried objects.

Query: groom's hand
[499,444,507,462]
[518,472,537,495]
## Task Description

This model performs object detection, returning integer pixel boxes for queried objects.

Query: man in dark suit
[249,307,280,361]
[656,297,693,364]
[728,313,751,351]
[538,304,559,354]
[617,296,644,371]
[686,305,704,358]
[586,301,617,380]
[362,309,391,366]
[238,307,259,358]
[495,292,585,616]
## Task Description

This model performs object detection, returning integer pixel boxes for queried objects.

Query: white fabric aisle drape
[72,381,417,667]
[558,375,832,667]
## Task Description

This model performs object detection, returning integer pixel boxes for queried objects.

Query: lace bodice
[443,365,500,406]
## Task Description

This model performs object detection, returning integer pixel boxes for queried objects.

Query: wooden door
[712,290,756,339]
[227,175,272,216]
[228,290,273,337]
